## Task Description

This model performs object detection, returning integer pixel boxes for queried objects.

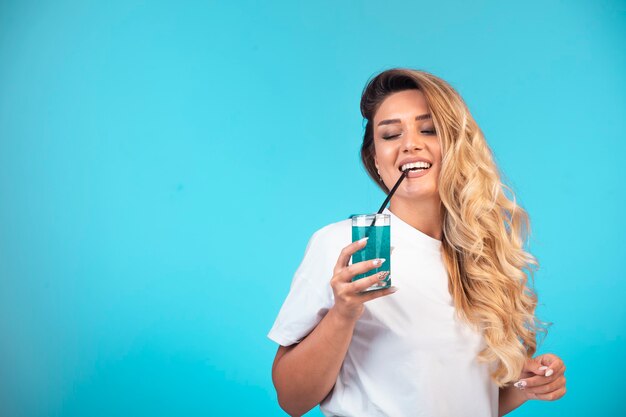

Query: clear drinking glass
[351,213,391,292]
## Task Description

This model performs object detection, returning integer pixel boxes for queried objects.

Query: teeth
[401,161,431,171]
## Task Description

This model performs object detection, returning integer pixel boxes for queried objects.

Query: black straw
[368,170,408,228]
[377,170,408,214]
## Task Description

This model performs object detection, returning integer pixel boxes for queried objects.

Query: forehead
[373,89,430,123]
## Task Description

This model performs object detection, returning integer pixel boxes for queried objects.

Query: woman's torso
[319,209,498,417]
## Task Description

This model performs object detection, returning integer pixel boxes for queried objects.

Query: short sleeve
[267,223,347,346]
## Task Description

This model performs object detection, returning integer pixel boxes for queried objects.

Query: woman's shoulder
[313,217,352,238]
[305,217,352,254]
[291,218,352,279]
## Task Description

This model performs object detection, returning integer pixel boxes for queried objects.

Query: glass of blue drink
[351,213,391,292]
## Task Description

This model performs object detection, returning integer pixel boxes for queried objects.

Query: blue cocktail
[351,214,391,291]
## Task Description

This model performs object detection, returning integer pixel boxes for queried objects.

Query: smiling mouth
[400,161,432,173]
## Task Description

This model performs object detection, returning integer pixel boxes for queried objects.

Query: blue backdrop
[1,1,624,416]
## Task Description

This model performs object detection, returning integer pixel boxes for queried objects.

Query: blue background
[1,1,624,416]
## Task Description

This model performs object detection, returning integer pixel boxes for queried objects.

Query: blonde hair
[360,68,547,386]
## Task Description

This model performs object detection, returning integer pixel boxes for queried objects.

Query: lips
[404,167,431,178]
[398,158,433,173]
[400,161,432,172]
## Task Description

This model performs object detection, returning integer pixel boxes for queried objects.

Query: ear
[374,154,379,172]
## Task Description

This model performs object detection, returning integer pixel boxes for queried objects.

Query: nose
[401,128,425,153]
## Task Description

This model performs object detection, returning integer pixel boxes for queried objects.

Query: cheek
[431,138,443,163]
[373,142,396,168]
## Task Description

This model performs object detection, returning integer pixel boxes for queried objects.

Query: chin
[395,188,438,202]
[404,181,437,194]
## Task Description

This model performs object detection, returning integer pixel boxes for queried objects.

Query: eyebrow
[377,114,432,126]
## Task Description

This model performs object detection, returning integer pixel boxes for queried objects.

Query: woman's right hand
[330,237,397,322]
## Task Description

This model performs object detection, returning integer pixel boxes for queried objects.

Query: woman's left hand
[513,353,567,401]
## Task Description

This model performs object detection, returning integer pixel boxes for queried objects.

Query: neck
[388,196,443,240]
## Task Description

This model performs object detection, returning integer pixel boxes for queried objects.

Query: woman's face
[373,89,442,202]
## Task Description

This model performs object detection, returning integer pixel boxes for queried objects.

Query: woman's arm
[498,385,527,416]
[272,306,358,417]
[499,354,567,416]
[271,237,396,416]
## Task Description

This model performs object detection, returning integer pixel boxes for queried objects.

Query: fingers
[534,354,565,377]
[332,271,395,301]
[349,271,390,293]
[332,258,386,286]
[518,363,565,390]
[522,353,565,378]
[514,353,567,402]
[525,375,566,396]
[522,356,546,376]
[358,285,398,303]
[529,386,567,401]
[330,239,396,321]
[345,258,386,280]
[524,368,565,388]
[334,237,369,274]
[523,354,560,376]
[330,270,396,321]
[537,353,559,367]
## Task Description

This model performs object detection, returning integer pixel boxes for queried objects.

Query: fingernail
[538,366,548,371]
[373,258,386,266]
[358,237,369,244]
[378,271,390,280]
[513,380,527,389]
[545,368,554,377]
[388,286,398,293]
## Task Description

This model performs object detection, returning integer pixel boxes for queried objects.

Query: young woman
[268,68,566,417]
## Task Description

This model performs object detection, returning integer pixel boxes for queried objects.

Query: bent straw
[368,170,408,228]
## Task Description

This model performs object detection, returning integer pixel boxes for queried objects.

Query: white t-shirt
[268,208,498,417]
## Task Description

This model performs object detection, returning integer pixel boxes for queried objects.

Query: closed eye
[382,134,400,140]
[382,130,436,140]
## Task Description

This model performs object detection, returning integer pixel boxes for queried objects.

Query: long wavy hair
[360,68,547,387]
